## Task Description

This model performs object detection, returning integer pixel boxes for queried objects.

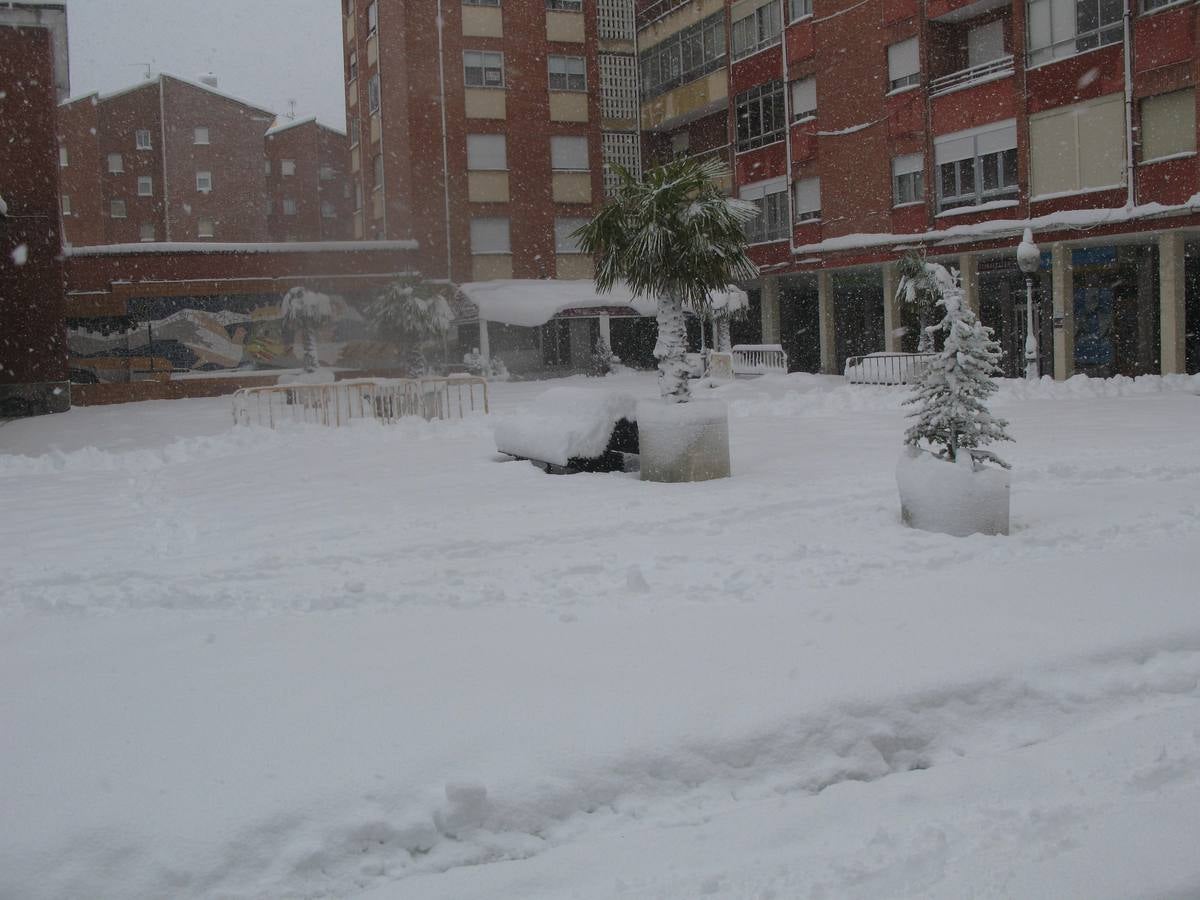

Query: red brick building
[637,0,1200,378]
[0,1,70,416]
[57,75,278,246]
[341,0,641,283]
[265,117,354,242]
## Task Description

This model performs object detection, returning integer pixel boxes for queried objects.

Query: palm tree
[575,157,759,402]
[367,273,454,376]
[279,287,333,373]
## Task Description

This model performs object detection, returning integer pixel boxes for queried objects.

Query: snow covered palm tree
[280,287,333,373]
[575,157,759,402]
[368,273,453,376]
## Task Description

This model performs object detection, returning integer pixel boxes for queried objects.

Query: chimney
[198,72,218,89]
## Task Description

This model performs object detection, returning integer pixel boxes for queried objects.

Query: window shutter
[555,217,589,253]
[1141,89,1196,162]
[738,176,786,201]
[892,153,923,177]
[887,38,918,82]
[791,78,816,116]
[551,135,589,170]
[976,121,1017,155]
[470,217,511,254]
[467,134,507,170]
[793,177,820,214]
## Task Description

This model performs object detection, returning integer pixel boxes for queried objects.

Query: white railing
[844,352,936,385]
[232,376,489,428]
[731,344,789,375]
[929,55,1014,97]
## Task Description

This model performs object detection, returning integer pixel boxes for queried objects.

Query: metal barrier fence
[232,376,489,428]
[731,344,789,375]
[843,353,936,385]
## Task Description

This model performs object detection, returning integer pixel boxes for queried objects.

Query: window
[600,53,639,120]
[283,198,298,216]
[196,171,213,193]
[790,0,812,20]
[320,165,335,181]
[1029,94,1124,197]
[194,127,210,145]
[935,120,1018,209]
[967,20,1006,67]
[136,129,152,150]
[59,145,68,167]
[1140,89,1196,162]
[791,77,816,121]
[671,131,690,157]
[603,131,641,196]
[368,73,382,112]
[138,176,154,197]
[464,0,501,5]
[265,159,272,176]
[110,199,127,219]
[887,38,920,91]
[740,177,789,242]
[470,217,511,254]
[551,135,589,170]
[198,218,214,238]
[732,1,783,60]
[548,55,586,92]
[464,51,504,88]
[350,117,361,147]
[355,181,364,211]
[140,223,156,242]
[61,195,71,216]
[547,0,583,9]
[467,133,508,170]
[373,153,384,188]
[793,177,821,222]
[281,159,296,176]
[108,153,124,174]
[735,81,786,152]
[1027,0,1121,66]
[367,0,378,33]
[892,153,925,205]
[638,12,725,101]
[349,52,358,83]
[555,217,589,253]
[1144,0,1184,9]
[322,201,337,219]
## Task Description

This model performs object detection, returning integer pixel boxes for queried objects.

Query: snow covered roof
[266,116,347,138]
[61,73,277,119]
[457,280,748,327]
[66,240,418,256]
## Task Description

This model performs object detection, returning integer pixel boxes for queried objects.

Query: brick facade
[266,118,354,242]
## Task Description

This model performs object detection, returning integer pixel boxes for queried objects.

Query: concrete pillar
[1159,231,1186,375]
[478,317,491,369]
[760,275,781,344]
[882,262,902,353]
[1051,243,1074,380]
[598,314,612,349]
[959,253,979,316]
[818,270,836,374]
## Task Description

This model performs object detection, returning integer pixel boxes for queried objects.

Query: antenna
[128,62,153,79]
[287,99,297,120]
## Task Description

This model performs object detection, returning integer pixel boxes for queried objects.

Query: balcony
[930,54,1014,96]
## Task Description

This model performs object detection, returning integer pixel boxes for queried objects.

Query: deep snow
[2,371,1199,899]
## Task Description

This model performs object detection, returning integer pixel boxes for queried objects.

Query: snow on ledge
[65,240,419,257]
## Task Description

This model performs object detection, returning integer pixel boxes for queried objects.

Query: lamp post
[1016,227,1040,381]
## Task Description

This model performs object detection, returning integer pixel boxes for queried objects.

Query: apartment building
[265,117,355,242]
[341,0,640,285]
[636,0,1200,378]
[0,1,70,417]
[57,75,276,246]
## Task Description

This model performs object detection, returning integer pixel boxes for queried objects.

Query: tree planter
[637,398,730,483]
[896,447,1010,537]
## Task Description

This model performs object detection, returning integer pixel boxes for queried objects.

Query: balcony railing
[929,54,1014,97]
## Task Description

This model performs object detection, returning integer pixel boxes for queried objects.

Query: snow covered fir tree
[574,156,758,403]
[279,287,333,374]
[367,273,453,376]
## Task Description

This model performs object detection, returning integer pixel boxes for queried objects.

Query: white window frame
[349,117,361,148]
[551,135,589,171]
[547,0,583,10]
[59,145,69,168]
[465,0,502,6]
[61,194,71,216]
[196,171,213,193]
[367,0,378,34]
[789,0,812,20]
[732,1,783,61]
[739,177,789,243]
[373,154,384,189]
[735,80,786,152]
[110,199,127,219]
[321,201,337,219]
[283,198,298,216]
[555,217,590,253]
[137,175,154,197]
[470,216,511,254]
[194,126,210,146]
[349,52,358,83]
[934,120,1018,210]
[1026,0,1122,67]
[464,50,505,88]
[139,223,156,242]
[548,55,587,92]
[135,129,153,150]
[790,77,816,121]
[467,133,508,170]
[368,74,382,113]
[892,153,925,206]
[107,153,124,174]
[281,159,296,177]
[887,37,920,92]
[1139,88,1196,163]
[793,176,821,222]
[198,218,215,238]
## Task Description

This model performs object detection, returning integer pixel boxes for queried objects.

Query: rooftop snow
[66,240,418,256]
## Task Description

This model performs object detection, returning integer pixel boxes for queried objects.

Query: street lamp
[1016,227,1041,381]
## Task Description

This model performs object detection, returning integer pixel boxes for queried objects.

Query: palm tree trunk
[654,292,690,402]
[715,315,732,353]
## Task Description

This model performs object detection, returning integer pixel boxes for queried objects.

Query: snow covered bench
[731,344,788,376]
[494,388,639,474]
[844,352,936,385]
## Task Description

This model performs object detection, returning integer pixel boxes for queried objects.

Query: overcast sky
[65,0,346,129]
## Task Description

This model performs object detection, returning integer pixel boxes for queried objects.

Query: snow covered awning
[456,280,748,328]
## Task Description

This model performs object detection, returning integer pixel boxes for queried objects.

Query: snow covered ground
[2,371,1200,900]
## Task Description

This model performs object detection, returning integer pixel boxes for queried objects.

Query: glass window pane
[959,158,975,195]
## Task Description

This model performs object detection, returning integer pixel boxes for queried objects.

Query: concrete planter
[896,447,1010,536]
[637,398,731,483]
